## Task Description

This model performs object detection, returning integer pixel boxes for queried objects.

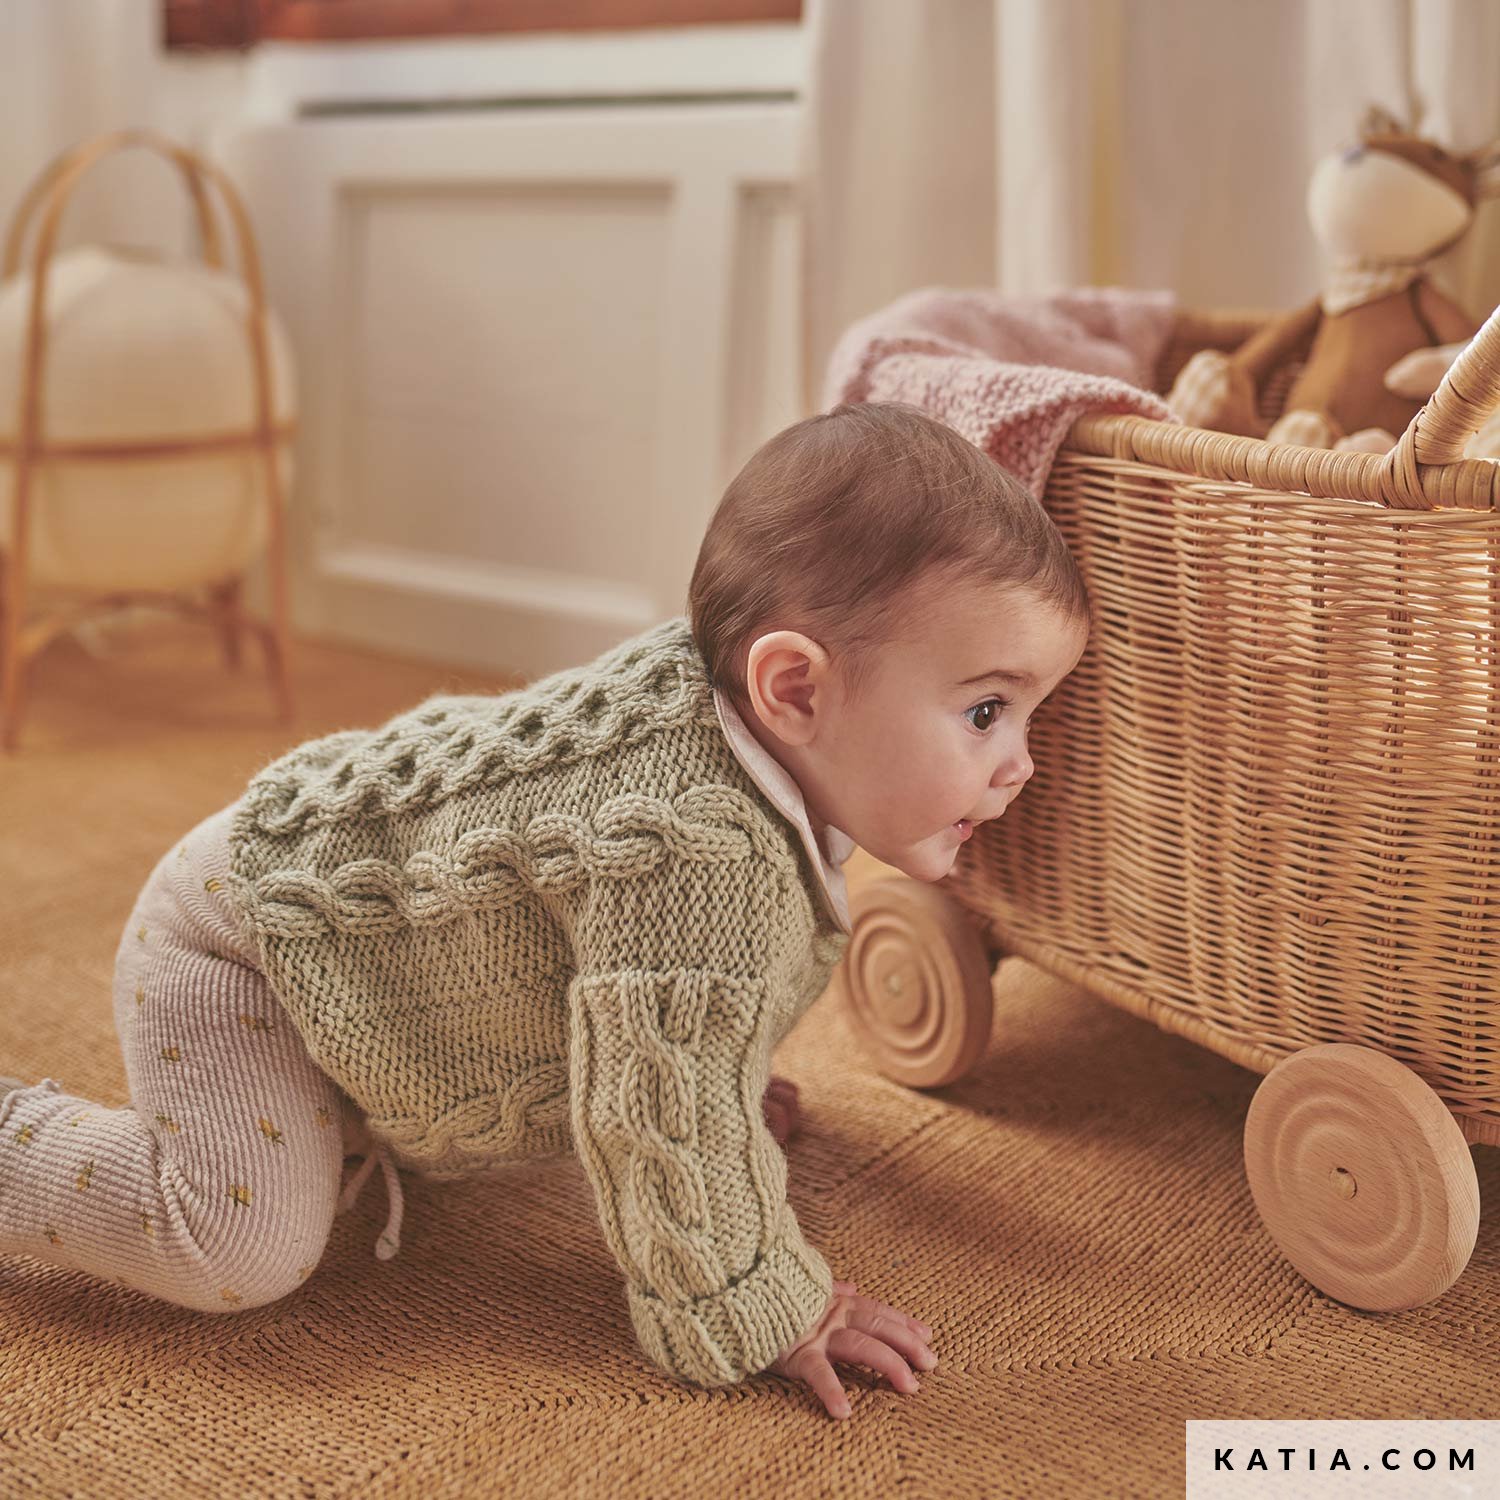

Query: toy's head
[1307,103,1500,264]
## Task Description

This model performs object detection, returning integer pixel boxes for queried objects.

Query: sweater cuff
[627,1229,833,1388]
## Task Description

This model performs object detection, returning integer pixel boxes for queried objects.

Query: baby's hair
[687,401,1091,716]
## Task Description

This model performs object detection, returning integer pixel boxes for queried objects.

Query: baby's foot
[763,1075,800,1146]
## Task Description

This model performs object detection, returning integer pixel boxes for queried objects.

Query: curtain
[0,0,247,262]
[800,0,1500,412]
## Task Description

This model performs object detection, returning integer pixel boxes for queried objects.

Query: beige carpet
[2,617,1499,1499]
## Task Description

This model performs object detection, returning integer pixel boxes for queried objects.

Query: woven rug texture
[1,620,1498,1499]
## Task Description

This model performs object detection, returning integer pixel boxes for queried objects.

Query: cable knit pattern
[239,787,786,938]
[224,616,849,1387]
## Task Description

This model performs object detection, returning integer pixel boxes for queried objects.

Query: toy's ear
[1359,102,1406,140]
[1467,138,1500,200]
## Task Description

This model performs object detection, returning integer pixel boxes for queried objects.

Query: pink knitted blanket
[821,285,1181,496]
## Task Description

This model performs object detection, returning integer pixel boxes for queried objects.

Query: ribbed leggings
[0,803,354,1311]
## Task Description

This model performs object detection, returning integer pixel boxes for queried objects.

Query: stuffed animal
[1168,104,1500,453]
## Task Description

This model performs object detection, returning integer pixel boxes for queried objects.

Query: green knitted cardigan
[224,615,852,1388]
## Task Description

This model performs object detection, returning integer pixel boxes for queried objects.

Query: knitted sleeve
[565,806,833,1389]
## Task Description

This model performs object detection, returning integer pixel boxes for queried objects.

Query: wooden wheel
[1243,1042,1479,1311]
[837,877,993,1087]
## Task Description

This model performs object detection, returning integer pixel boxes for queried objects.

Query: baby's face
[745,577,1090,885]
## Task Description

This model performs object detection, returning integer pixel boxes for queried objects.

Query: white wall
[0,3,805,262]
[219,99,805,674]
[0,1,247,260]
[1,3,811,678]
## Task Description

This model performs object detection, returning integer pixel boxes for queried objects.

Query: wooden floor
[2,617,1499,1498]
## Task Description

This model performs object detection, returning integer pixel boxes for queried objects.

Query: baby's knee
[171,1235,328,1314]
[213,1265,320,1313]
[158,1174,336,1314]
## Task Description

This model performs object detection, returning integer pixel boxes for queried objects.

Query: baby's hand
[767,1279,936,1420]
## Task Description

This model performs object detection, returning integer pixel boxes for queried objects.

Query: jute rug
[2,617,1498,1498]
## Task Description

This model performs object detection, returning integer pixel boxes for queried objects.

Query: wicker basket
[838,301,1500,1313]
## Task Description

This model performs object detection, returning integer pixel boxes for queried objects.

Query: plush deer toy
[1169,104,1500,454]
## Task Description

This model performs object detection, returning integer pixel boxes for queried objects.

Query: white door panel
[216,102,802,677]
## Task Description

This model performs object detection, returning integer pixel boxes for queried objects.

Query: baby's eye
[965,697,1008,732]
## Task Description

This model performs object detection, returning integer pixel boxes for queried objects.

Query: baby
[0,400,1090,1421]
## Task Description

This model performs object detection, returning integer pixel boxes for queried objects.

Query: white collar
[711,686,855,935]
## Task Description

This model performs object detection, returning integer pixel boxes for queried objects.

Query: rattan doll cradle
[835,300,1500,1315]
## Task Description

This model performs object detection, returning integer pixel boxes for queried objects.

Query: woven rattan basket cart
[836,300,1500,1314]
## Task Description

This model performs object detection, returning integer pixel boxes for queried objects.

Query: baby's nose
[997,762,1031,793]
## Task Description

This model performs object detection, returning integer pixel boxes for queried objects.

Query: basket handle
[3,129,225,280]
[1378,301,1500,509]
[1,128,280,465]
[0,128,288,701]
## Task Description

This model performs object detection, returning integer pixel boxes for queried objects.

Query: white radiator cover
[216,97,804,679]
